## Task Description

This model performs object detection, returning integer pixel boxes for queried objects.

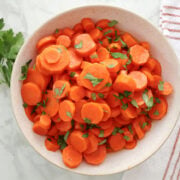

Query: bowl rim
[10,4,180,176]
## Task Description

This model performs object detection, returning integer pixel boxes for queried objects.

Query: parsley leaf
[70,72,76,78]
[84,118,91,124]
[41,111,46,115]
[64,131,70,142]
[104,30,112,35]
[74,41,83,49]
[124,135,130,141]
[155,97,161,104]
[120,38,128,48]
[111,52,128,59]
[82,133,89,138]
[142,90,154,110]
[84,73,103,87]
[23,103,28,108]
[112,127,120,135]
[98,93,104,98]
[96,26,103,31]
[128,125,133,134]
[99,130,104,137]
[57,135,67,150]
[119,129,124,134]
[55,29,59,33]
[141,122,148,129]
[98,139,107,145]
[123,91,132,98]
[121,103,128,110]
[114,93,124,100]
[107,64,115,68]
[90,54,98,59]
[153,110,159,115]
[99,40,103,44]
[158,81,164,91]
[108,20,118,27]
[131,99,139,108]
[19,59,32,80]
[105,82,112,87]
[123,59,132,70]
[54,84,66,96]
[106,36,112,43]
[66,111,72,118]
[91,93,96,101]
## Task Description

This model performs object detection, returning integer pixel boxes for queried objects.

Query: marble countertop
[0,0,162,180]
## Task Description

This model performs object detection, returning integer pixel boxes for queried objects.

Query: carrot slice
[140,42,150,51]
[24,106,36,122]
[45,137,59,152]
[152,59,162,75]
[53,80,70,99]
[62,145,82,168]
[110,107,121,118]
[33,121,48,135]
[21,82,42,106]
[74,33,96,57]
[101,59,120,73]
[47,125,58,136]
[96,19,110,29]
[63,27,74,38]
[73,100,87,123]
[55,121,72,132]
[69,86,86,102]
[59,100,75,122]
[98,119,113,130]
[81,102,104,124]
[89,28,103,41]
[158,81,173,96]
[108,133,126,151]
[84,145,106,165]
[84,133,98,154]
[41,90,59,117]
[121,103,138,119]
[130,44,149,66]
[106,91,121,108]
[132,118,145,139]
[129,71,148,91]
[97,47,110,61]
[67,48,82,70]
[81,18,95,32]
[56,35,71,48]
[148,96,167,120]
[125,139,137,149]
[122,127,134,142]
[149,75,162,89]
[141,67,154,86]
[100,103,111,121]
[39,114,51,129]
[122,33,138,47]
[69,130,88,152]
[73,23,84,33]
[144,58,157,71]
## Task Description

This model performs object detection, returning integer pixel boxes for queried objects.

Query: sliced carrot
[41,90,59,117]
[97,46,110,61]
[102,37,110,48]
[59,100,75,122]
[84,133,98,154]
[110,107,121,118]
[74,33,96,57]
[141,67,154,86]
[81,102,104,124]
[144,58,157,71]
[100,103,111,121]
[73,23,84,33]
[125,139,137,149]
[69,130,88,152]
[121,103,138,119]
[47,125,58,136]
[114,116,132,126]
[108,133,126,151]
[24,105,36,122]
[73,100,87,123]
[152,59,162,75]
[108,43,121,52]
[56,35,71,48]
[132,118,145,139]
[63,27,74,38]
[62,145,82,168]
[21,82,42,106]
[33,114,41,123]
[149,75,162,89]
[102,27,115,37]
[52,80,70,99]
[33,121,48,135]
[89,28,103,41]
[69,86,85,102]
[98,119,113,130]
[96,19,110,29]
[89,51,100,63]
[140,42,150,51]
[106,91,121,108]
[84,145,106,165]
[45,137,60,152]
[129,71,148,91]
[158,81,173,96]
[55,120,72,132]
[67,48,82,70]
[101,59,120,73]
[122,33,138,47]
[130,44,149,65]
[39,114,51,129]
[81,18,95,32]
[36,35,56,52]
[148,96,167,120]
[113,72,136,93]
[74,122,87,131]
[122,127,134,142]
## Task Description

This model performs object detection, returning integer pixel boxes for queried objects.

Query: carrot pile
[20,18,173,168]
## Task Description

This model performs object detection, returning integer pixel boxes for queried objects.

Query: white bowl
[11,5,180,175]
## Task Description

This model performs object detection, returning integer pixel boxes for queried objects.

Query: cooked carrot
[130,44,149,65]
[33,114,41,123]
[122,127,134,142]
[84,133,98,154]
[108,43,121,52]
[74,33,96,57]
[45,137,60,151]
[148,96,167,120]
[41,90,59,117]
[122,33,138,47]
[81,18,95,32]
[110,107,121,118]
[56,35,71,48]
[47,125,58,136]
[39,114,51,129]
[102,27,115,37]
[73,23,84,33]
[67,48,82,70]
[132,118,145,139]
[114,115,132,127]
[100,103,111,121]
[80,61,92,70]
[158,81,173,96]
[152,59,162,75]
[140,42,150,51]
[63,27,74,38]
[55,120,72,132]
[106,91,121,108]
[84,145,106,165]
[144,58,156,71]
[79,63,110,91]
[125,139,137,149]
[108,133,126,151]
[21,82,42,106]
[98,119,113,129]
[149,75,162,89]
[101,59,120,73]
[69,130,88,152]
[81,102,104,124]
[89,28,103,41]
[113,72,136,93]
[24,105,36,122]
[69,86,86,102]
[141,67,154,86]
[36,35,56,52]
[33,121,48,135]
[129,71,148,91]
[97,47,110,61]
[121,103,138,119]
[89,51,100,63]
[59,100,75,122]
[73,100,87,123]
[96,19,110,29]
[53,80,70,99]
[74,122,86,131]
[62,145,82,168]
[102,37,110,48]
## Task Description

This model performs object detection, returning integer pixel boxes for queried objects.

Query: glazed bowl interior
[11,5,180,175]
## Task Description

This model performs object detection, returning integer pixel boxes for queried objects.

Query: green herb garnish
[141,122,148,129]
[124,135,130,141]
[57,135,67,150]
[153,110,159,115]
[84,118,91,124]
[19,59,32,81]
[74,40,83,49]
[84,73,103,87]
[66,111,72,118]
[98,93,104,98]
[96,26,103,31]
[98,139,107,145]
[23,103,28,108]
[82,133,89,138]
[64,131,70,142]
[108,20,118,27]
[158,81,164,91]
[70,72,76,78]
[105,82,112,87]
[99,130,104,137]
[131,99,139,108]
[90,54,98,59]
[91,93,96,101]
[111,52,128,59]
[54,84,66,96]
[142,89,154,111]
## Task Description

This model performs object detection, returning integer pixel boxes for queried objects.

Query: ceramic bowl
[11,5,180,175]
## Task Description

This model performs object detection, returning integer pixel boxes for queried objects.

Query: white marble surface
[0,0,162,180]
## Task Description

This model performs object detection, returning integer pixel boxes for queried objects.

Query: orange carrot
[69,86,86,102]
[63,27,74,38]
[100,103,111,121]
[110,107,121,118]
[97,47,110,61]
[84,133,98,154]
[73,23,84,33]
[106,91,121,108]
[81,18,95,32]
[47,125,58,136]
[125,139,137,149]
[121,103,138,119]
[33,121,48,135]
[101,59,120,73]
[158,81,173,96]
[24,106,36,122]
[122,33,138,47]
[89,28,103,41]
[96,19,110,29]
[140,42,150,51]
[39,114,51,129]
[55,120,72,132]
[98,119,113,130]
[45,137,60,151]
[56,35,71,48]
[132,118,145,139]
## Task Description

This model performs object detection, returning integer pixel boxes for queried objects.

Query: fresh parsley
[19,59,32,81]
[91,93,96,101]
[128,125,133,134]
[54,84,66,96]
[108,20,118,27]
[84,73,103,87]
[70,72,76,78]
[141,122,148,129]
[105,82,112,87]
[82,133,89,138]
[104,30,112,35]
[64,131,70,142]
[142,89,154,110]
[153,110,159,115]
[66,111,72,118]
[123,59,132,70]
[90,54,98,59]
[96,26,103,31]
[98,139,107,145]
[98,93,104,99]
[124,135,130,141]
[84,117,91,124]
[155,97,161,104]
[158,81,164,91]
[131,99,139,108]
[111,52,128,59]
[57,135,67,150]
[99,130,104,137]
[107,64,115,68]
[74,41,83,49]
[121,103,128,110]
[23,102,28,108]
